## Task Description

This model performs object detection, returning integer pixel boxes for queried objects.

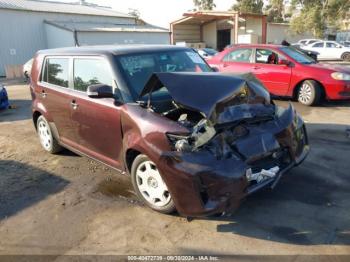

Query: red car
[208,44,350,105]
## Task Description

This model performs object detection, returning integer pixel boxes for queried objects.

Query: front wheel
[131,154,176,214]
[297,80,322,106]
[341,52,350,61]
[36,115,62,154]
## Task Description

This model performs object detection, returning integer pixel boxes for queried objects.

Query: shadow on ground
[0,160,69,220]
[0,99,32,122]
[207,123,350,245]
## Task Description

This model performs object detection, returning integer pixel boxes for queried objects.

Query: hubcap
[136,160,171,207]
[299,83,312,104]
[38,120,52,151]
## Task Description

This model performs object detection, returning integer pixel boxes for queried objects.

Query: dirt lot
[0,79,350,257]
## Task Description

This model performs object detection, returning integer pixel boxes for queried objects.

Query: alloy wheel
[38,120,52,151]
[135,160,171,207]
[298,83,312,104]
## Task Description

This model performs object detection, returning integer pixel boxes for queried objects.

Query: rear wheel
[297,80,322,106]
[341,52,350,61]
[131,154,176,214]
[36,115,62,154]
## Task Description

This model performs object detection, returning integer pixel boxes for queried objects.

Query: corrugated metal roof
[45,20,169,33]
[0,0,133,18]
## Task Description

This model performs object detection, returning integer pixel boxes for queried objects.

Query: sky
[50,0,235,28]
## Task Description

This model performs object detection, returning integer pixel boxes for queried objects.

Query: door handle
[41,90,47,98]
[223,63,229,68]
[252,66,261,70]
[70,100,79,110]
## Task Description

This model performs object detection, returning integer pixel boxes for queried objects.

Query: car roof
[227,44,284,49]
[37,45,191,56]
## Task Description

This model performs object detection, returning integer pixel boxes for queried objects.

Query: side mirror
[87,84,113,98]
[279,59,291,66]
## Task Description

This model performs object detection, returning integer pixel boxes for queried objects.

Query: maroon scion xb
[30,45,309,217]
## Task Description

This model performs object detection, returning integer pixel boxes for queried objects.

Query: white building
[0,0,170,77]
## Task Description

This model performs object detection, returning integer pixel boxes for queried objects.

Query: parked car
[23,58,33,79]
[208,44,350,105]
[0,84,9,110]
[301,41,350,61]
[291,43,319,61]
[340,41,350,47]
[297,39,322,46]
[196,48,218,59]
[30,45,309,217]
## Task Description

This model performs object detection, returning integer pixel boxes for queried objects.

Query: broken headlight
[166,133,192,152]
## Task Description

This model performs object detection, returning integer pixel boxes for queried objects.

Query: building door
[217,29,231,51]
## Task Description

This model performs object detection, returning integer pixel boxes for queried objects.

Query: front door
[252,48,292,96]
[69,57,123,169]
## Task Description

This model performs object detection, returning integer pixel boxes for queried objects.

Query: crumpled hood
[140,72,271,124]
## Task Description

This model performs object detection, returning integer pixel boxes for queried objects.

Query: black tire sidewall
[341,52,350,61]
[131,154,176,214]
[298,80,321,106]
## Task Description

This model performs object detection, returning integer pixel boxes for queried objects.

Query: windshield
[279,46,316,64]
[203,48,218,56]
[116,50,212,99]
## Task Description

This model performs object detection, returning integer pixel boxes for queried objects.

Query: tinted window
[223,48,252,62]
[308,40,317,44]
[326,42,337,48]
[280,46,315,64]
[73,59,112,92]
[42,58,69,87]
[312,42,324,47]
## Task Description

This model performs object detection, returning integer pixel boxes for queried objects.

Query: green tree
[264,0,285,22]
[231,0,264,14]
[193,0,216,10]
[289,0,350,37]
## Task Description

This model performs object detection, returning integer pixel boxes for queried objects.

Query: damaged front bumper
[157,105,309,217]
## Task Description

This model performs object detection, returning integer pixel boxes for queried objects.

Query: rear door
[69,57,123,169]
[251,48,292,96]
[39,57,76,144]
[218,48,254,74]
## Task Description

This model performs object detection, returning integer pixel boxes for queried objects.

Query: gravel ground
[0,80,350,258]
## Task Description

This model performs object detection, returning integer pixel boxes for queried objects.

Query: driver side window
[223,48,253,63]
[255,49,286,65]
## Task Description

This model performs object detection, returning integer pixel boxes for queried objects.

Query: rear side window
[223,48,252,62]
[73,59,112,92]
[42,58,69,88]
[312,42,324,48]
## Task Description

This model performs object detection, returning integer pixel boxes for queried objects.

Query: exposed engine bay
[139,72,301,185]
[135,72,309,216]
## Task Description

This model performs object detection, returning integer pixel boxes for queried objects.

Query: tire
[36,115,62,154]
[297,80,322,106]
[131,154,176,214]
[341,52,350,61]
